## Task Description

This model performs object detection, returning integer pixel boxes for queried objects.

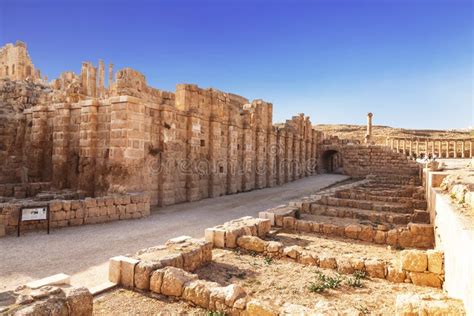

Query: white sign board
[22,207,48,221]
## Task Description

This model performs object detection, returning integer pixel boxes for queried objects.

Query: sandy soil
[0,174,348,292]
[195,247,443,315]
[93,289,206,315]
[270,231,399,262]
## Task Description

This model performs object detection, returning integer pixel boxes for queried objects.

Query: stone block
[159,253,184,269]
[283,246,302,259]
[282,216,295,229]
[350,258,365,271]
[237,236,267,253]
[121,257,140,288]
[427,250,444,274]
[344,224,361,239]
[182,279,214,309]
[266,241,283,253]
[295,219,312,233]
[387,266,406,283]
[150,269,164,293]
[401,250,428,272]
[365,259,386,278]
[298,252,317,266]
[257,218,271,236]
[182,247,202,272]
[225,227,243,248]
[84,198,96,208]
[319,256,337,269]
[161,267,198,297]
[66,287,93,316]
[358,226,374,242]
[409,272,442,288]
[246,300,278,316]
[337,258,354,274]
[134,261,162,290]
[374,230,387,244]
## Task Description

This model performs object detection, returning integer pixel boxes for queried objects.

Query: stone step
[309,205,414,225]
[334,191,427,209]
[314,197,414,214]
[281,215,435,249]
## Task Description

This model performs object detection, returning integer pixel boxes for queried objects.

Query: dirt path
[0,174,347,291]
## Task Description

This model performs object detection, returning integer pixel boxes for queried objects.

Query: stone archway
[321,149,343,173]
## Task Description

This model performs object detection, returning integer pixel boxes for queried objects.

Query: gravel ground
[0,174,348,291]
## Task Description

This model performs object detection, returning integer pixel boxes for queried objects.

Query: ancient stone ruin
[0,41,420,236]
[0,41,472,315]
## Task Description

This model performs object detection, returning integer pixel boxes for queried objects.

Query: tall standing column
[437,140,441,158]
[461,141,465,158]
[80,62,89,95]
[395,139,399,152]
[445,141,449,158]
[365,112,373,143]
[409,140,412,156]
[415,140,419,157]
[431,141,435,157]
[391,138,394,150]
[88,66,97,98]
[453,141,457,158]
[470,141,473,158]
[402,139,406,155]
[424,140,428,157]
[108,63,114,93]
[98,59,105,98]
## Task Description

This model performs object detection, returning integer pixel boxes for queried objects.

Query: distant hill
[314,124,472,144]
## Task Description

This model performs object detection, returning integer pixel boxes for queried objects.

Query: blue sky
[0,0,472,129]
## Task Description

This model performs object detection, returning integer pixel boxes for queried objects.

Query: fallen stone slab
[26,273,71,289]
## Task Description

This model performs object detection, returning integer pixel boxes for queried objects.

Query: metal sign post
[17,205,50,237]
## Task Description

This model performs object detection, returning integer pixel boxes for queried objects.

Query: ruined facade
[0,41,429,237]
[0,41,42,81]
[0,42,322,208]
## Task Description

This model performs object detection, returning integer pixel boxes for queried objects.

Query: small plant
[450,192,457,199]
[353,271,366,279]
[249,251,257,257]
[309,271,343,293]
[347,276,363,288]
[347,270,366,288]
[264,256,273,265]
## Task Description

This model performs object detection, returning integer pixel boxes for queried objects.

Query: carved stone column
[365,112,373,143]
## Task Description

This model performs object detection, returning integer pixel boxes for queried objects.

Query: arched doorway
[321,150,342,173]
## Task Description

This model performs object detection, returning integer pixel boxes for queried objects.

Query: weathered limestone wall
[1,66,320,208]
[1,192,150,235]
[425,171,474,315]
[0,79,52,184]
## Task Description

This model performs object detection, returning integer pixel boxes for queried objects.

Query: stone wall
[0,192,150,235]
[318,137,421,182]
[1,68,320,207]
[425,171,474,315]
